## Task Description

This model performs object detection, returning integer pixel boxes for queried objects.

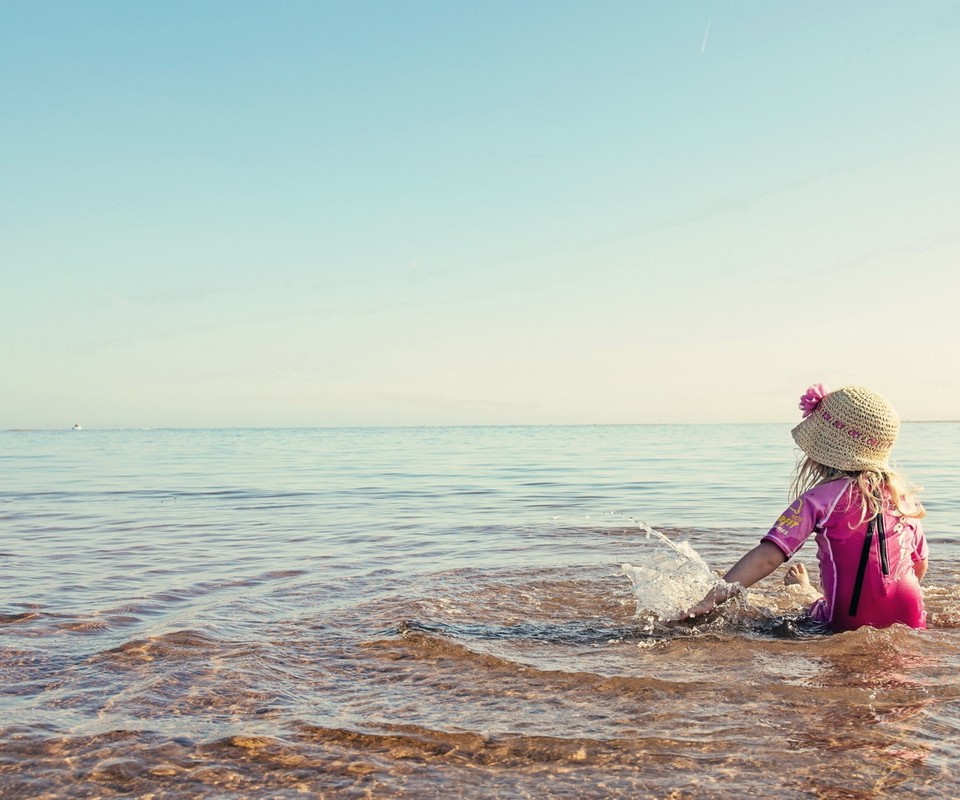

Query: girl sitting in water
[686,384,928,631]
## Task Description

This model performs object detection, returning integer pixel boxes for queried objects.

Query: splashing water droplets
[621,524,722,622]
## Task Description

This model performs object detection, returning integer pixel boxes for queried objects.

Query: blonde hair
[791,454,925,523]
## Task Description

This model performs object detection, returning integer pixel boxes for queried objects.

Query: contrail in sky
[700,19,711,54]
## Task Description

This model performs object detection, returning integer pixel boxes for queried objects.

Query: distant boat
[72,424,83,430]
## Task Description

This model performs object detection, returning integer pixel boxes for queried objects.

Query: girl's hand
[683,542,786,620]
[684,585,735,619]
[684,597,718,619]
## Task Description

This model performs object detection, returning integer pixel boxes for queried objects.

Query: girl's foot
[784,562,812,589]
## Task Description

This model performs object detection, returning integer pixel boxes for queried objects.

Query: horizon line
[5,419,958,433]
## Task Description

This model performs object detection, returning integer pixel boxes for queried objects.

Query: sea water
[2,424,960,798]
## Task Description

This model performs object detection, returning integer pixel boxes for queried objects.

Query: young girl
[686,384,929,631]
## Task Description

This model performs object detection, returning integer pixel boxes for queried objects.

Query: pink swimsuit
[762,478,928,631]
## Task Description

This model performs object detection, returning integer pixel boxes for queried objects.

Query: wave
[390,618,653,646]
[291,720,679,767]
[0,723,725,800]
[0,611,42,625]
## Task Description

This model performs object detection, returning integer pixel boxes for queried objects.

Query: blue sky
[3,1,959,428]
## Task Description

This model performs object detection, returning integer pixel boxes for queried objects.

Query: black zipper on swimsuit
[876,512,889,576]
[848,512,892,617]
[848,516,876,617]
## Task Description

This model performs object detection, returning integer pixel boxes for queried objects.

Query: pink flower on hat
[799,384,828,418]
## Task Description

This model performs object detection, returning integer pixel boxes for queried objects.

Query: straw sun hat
[791,384,900,472]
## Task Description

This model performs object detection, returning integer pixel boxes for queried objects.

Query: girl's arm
[685,541,787,619]
[914,558,928,582]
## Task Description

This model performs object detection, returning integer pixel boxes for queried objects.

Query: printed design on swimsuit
[895,519,914,567]
[773,497,803,538]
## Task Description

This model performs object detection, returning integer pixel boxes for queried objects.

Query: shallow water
[2,424,960,798]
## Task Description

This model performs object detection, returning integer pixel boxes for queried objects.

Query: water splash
[621,523,723,622]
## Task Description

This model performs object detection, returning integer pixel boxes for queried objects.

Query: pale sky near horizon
[3,1,959,429]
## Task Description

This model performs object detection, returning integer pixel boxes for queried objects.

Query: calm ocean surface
[2,424,960,799]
